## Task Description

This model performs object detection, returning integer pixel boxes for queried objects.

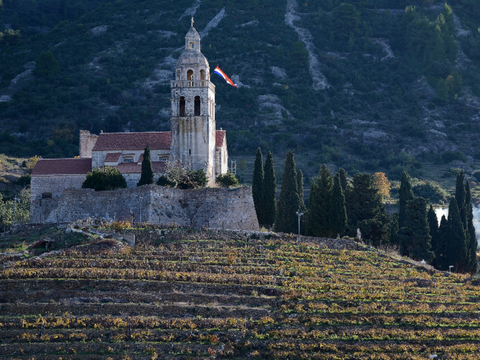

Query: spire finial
[191,17,194,28]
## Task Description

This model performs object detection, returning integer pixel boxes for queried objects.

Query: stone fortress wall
[31,185,259,231]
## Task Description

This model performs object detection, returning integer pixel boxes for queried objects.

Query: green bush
[216,172,239,188]
[472,170,480,182]
[412,180,449,204]
[157,175,177,188]
[441,151,467,164]
[82,167,127,191]
[16,174,31,186]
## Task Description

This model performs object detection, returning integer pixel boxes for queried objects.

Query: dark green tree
[399,171,414,230]
[252,148,264,225]
[398,197,434,262]
[445,197,468,272]
[263,151,277,228]
[34,50,60,77]
[306,165,333,237]
[436,215,448,270]
[427,205,440,267]
[82,167,127,191]
[297,169,306,212]
[275,150,300,233]
[306,178,321,236]
[455,171,467,226]
[137,145,154,186]
[465,182,478,273]
[330,174,347,237]
[337,168,348,192]
[332,3,360,41]
[346,173,390,246]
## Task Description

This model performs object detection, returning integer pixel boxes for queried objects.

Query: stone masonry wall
[31,185,259,231]
[31,175,87,200]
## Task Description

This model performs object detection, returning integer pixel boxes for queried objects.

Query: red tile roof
[93,132,171,151]
[216,130,226,148]
[32,158,92,176]
[104,153,121,162]
[112,161,166,174]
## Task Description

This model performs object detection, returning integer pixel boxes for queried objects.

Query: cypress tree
[455,171,467,226]
[445,197,468,272]
[398,197,434,262]
[275,150,300,233]
[316,164,333,237]
[263,151,277,228]
[137,145,154,186]
[306,178,321,236]
[436,215,448,270]
[252,148,264,225]
[427,205,440,267]
[347,173,389,246]
[399,171,414,230]
[337,168,348,192]
[465,182,478,273]
[297,169,306,212]
[330,174,347,237]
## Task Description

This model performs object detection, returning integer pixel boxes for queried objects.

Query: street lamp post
[296,211,303,242]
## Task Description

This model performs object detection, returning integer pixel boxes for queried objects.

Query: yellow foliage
[372,172,391,199]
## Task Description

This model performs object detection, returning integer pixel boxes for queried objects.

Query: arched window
[200,70,205,80]
[179,96,186,116]
[194,96,201,116]
[187,70,194,80]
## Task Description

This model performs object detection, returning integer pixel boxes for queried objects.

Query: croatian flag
[214,66,238,88]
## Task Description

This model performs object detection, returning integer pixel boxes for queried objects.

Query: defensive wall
[30,185,259,231]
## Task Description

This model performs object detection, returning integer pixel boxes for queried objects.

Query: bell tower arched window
[200,70,205,80]
[194,96,201,116]
[187,70,194,80]
[179,96,186,116]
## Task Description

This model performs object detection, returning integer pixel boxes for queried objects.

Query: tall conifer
[446,197,468,272]
[252,148,264,224]
[399,171,414,230]
[330,174,347,237]
[275,150,300,233]
[436,215,448,270]
[398,197,434,262]
[137,145,154,186]
[465,182,477,273]
[306,178,321,236]
[455,171,467,226]
[263,151,277,228]
[337,168,348,192]
[427,205,440,266]
[316,165,334,237]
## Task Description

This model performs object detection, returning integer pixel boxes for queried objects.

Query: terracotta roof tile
[104,153,121,162]
[216,130,226,148]
[32,158,92,176]
[93,132,171,151]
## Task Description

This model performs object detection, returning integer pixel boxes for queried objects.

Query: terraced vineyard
[1,227,480,359]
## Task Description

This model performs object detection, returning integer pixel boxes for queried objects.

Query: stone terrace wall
[31,185,259,231]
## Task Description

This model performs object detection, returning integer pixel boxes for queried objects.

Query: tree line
[252,148,478,274]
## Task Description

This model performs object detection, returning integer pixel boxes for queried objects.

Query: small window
[190,42,195,49]
[124,158,134,163]
[42,193,52,199]
[194,96,200,116]
[179,96,186,116]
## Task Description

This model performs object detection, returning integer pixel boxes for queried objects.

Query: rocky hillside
[1,0,480,180]
[1,224,480,359]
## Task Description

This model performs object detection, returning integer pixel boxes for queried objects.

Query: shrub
[472,170,480,182]
[157,161,208,189]
[157,175,177,188]
[16,174,31,186]
[441,151,467,164]
[216,172,239,188]
[412,180,449,204]
[82,167,127,191]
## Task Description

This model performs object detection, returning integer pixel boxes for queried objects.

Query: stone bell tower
[170,18,216,185]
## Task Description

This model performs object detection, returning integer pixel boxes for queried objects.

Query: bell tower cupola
[170,18,217,185]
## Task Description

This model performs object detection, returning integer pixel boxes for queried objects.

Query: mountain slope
[0,0,480,180]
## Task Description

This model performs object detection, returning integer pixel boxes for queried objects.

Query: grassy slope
[1,226,479,359]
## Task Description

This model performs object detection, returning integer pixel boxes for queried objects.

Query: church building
[31,21,228,201]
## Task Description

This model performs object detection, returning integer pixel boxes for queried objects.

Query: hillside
[1,224,480,359]
[1,0,480,181]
